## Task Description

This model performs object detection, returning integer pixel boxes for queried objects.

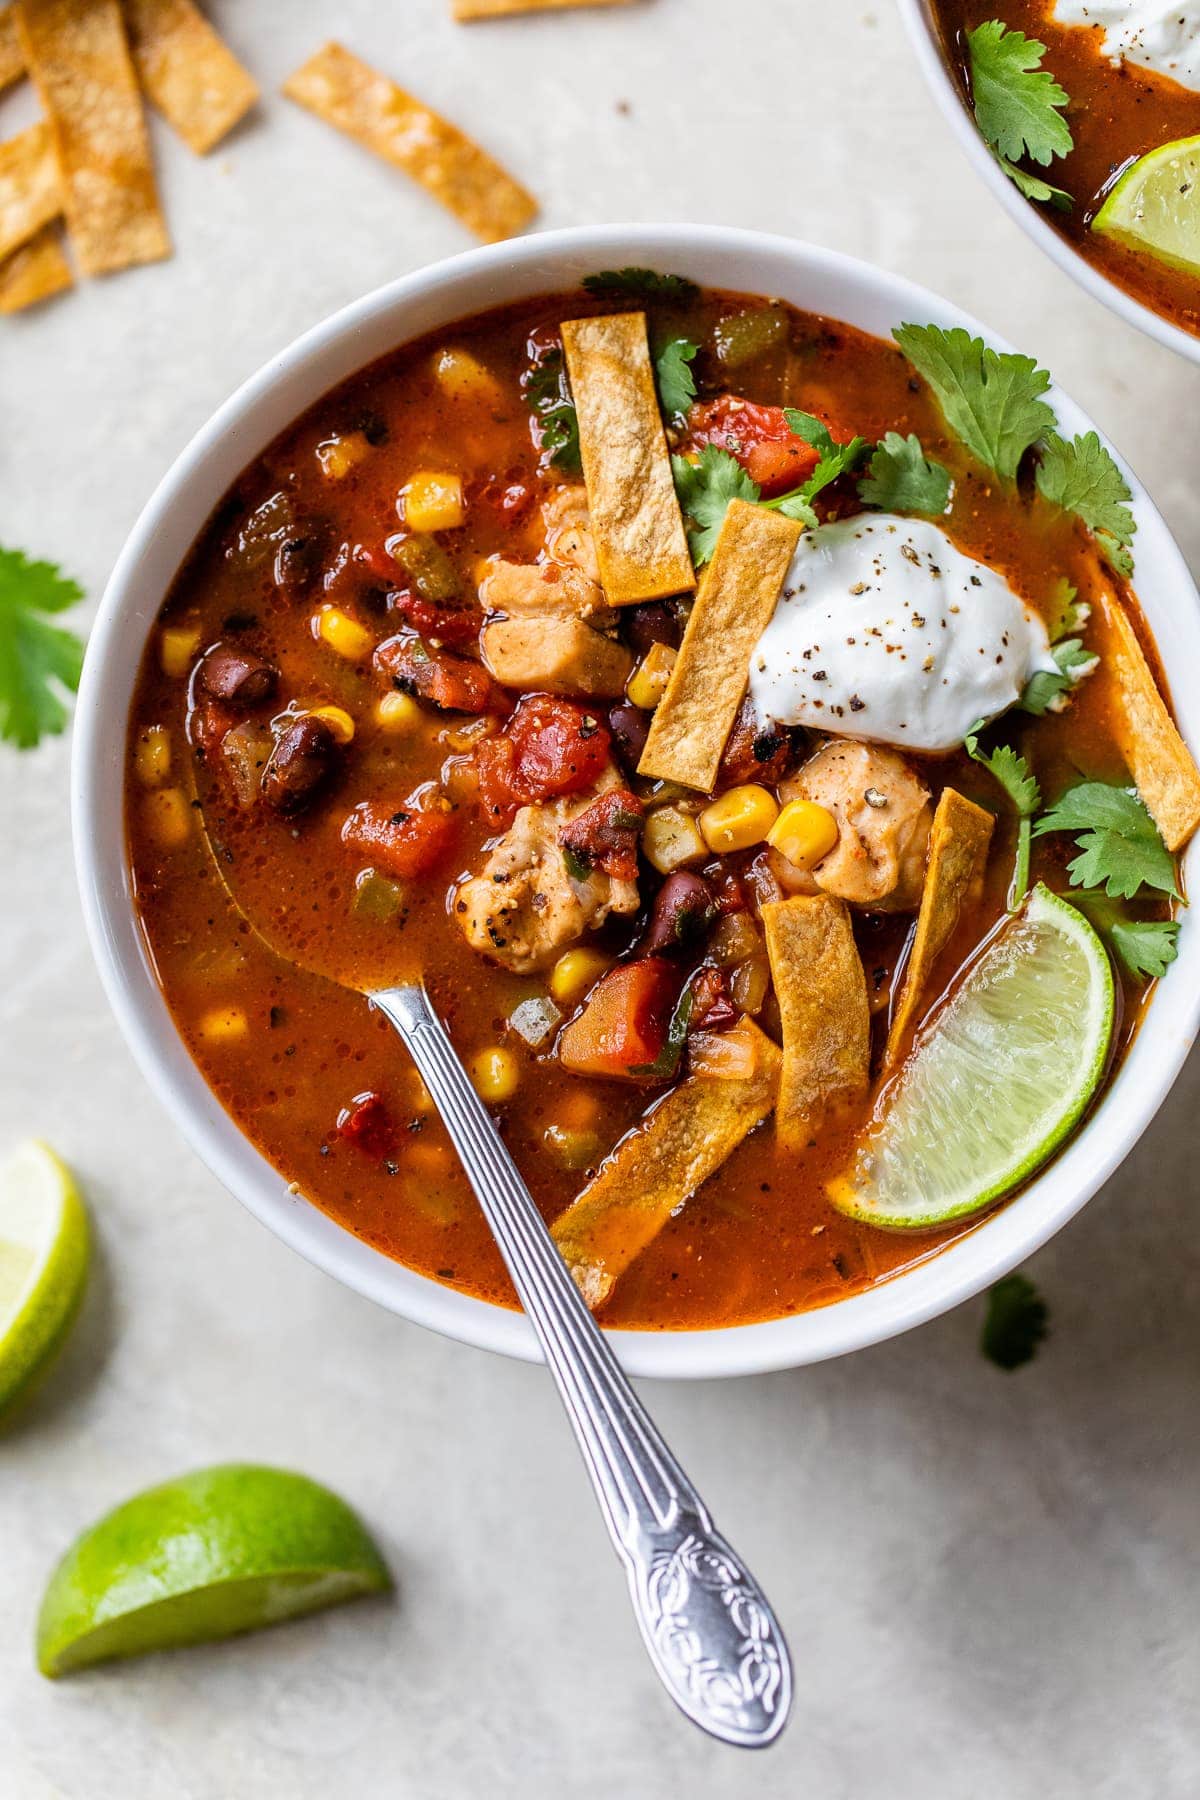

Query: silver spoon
[192,763,791,1744]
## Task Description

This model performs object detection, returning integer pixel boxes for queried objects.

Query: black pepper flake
[849,694,865,712]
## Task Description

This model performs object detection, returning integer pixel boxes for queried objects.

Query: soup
[124,272,1199,1331]
[930,0,1200,338]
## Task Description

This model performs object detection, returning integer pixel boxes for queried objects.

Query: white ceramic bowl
[72,224,1200,1379]
[896,0,1200,365]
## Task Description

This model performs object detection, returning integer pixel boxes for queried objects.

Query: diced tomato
[475,696,611,820]
[558,958,682,1081]
[375,633,506,713]
[471,472,536,526]
[341,796,457,878]
[324,539,399,596]
[686,396,821,497]
[717,697,794,788]
[560,788,644,882]
[336,1091,396,1159]
[689,965,738,1033]
[389,591,479,647]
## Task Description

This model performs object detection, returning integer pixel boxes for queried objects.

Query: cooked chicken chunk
[479,485,631,697]
[776,741,932,912]
[455,771,639,972]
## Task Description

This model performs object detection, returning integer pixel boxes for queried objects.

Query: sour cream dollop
[1052,1,1200,91]
[747,515,1057,754]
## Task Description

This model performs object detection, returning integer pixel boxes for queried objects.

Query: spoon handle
[372,983,791,1750]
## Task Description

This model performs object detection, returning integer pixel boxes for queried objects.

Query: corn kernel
[198,1006,249,1042]
[469,1046,521,1105]
[550,947,611,1007]
[306,704,356,745]
[160,623,201,679]
[626,642,678,711]
[407,1140,451,1180]
[767,798,840,871]
[643,805,707,874]
[317,431,371,481]
[403,470,466,533]
[376,691,422,732]
[135,724,171,787]
[699,785,779,854]
[314,605,374,663]
[432,347,505,409]
[143,786,192,850]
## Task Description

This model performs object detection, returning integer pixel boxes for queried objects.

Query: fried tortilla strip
[884,788,993,1067]
[0,6,23,90]
[15,0,169,275]
[122,0,258,155]
[1101,591,1200,853]
[560,311,695,606]
[0,220,71,310]
[637,499,800,790]
[761,894,870,1151]
[454,0,632,16]
[282,42,537,244]
[551,1019,780,1310]
[0,121,61,263]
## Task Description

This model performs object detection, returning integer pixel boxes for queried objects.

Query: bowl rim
[894,0,1200,367]
[72,221,1200,1380]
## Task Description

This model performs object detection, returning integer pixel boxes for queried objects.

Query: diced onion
[687,1031,759,1080]
[508,996,562,1047]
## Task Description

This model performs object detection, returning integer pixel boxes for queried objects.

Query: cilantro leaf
[981,1273,1048,1370]
[965,724,1041,816]
[779,409,870,504]
[1036,432,1136,571]
[967,22,1073,203]
[1099,534,1135,581]
[1109,918,1180,979]
[1048,577,1087,640]
[655,337,698,421]
[771,492,819,527]
[1002,159,1073,210]
[894,323,1056,484]
[524,352,580,474]
[581,267,700,303]
[671,446,760,565]
[857,431,953,515]
[1019,637,1098,716]
[1034,781,1179,900]
[0,548,86,749]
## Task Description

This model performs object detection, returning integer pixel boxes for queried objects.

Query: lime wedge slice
[1093,135,1200,277]
[37,1463,392,1677]
[0,1140,89,1419]
[830,885,1114,1230]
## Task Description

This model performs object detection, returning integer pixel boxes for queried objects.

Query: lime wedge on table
[830,886,1114,1231]
[0,1140,89,1419]
[1093,135,1200,277]
[37,1464,391,1677]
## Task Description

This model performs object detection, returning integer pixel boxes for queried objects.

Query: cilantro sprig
[1071,889,1180,979]
[1035,431,1136,578]
[857,431,952,516]
[769,411,870,519]
[655,337,698,421]
[967,21,1074,210]
[671,446,760,564]
[981,1273,1048,1370]
[581,267,700,304]
[965,722,1041,906]
[1019,636,1097,717]
[894,323,1056,485]
[524,352,581,475]
[1033,782,1180,900]
[0,548,86,749]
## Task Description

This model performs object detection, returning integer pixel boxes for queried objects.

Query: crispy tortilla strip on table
[637,499,800,790]
[884,787,993,1067]
[454,0,632,15]
[0,220,71,310]
[122,0,258,155]
[0,121,60,262]
[1101,591,1200,853]
[282,42,537,243]
[551,1019,780,1310]
[560,311,695,607]
[15,0,169,276]
[0,6,23,90]
[761,895,870,1150]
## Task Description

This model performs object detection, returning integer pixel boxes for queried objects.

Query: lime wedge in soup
[829,885,1114,1230]
[1093,135,1200,278]
[37,1463,391,1676]
[0,1140,89,1419]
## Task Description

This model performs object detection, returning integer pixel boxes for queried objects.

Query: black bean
[260,716,339,814]
[608,700,650,771]
[625,602,681,658]
[197,643,279,707]
[643,872,716,954]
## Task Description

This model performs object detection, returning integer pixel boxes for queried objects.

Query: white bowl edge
[72,222,1200,1380]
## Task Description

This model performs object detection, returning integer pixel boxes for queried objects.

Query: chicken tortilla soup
[125,270,1200,1330]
